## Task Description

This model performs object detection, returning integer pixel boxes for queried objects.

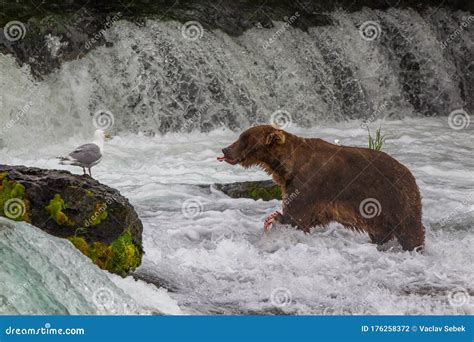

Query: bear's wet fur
[221,125,425,251]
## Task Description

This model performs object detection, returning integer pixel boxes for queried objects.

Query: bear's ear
[265,131,286,146]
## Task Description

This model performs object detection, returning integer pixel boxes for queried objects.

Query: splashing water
[0,117,472,314]
[0,6,472,315]
[0,218,180,315]
[0,7,472,147]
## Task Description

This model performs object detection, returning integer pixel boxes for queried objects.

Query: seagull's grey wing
[68,143,102,165]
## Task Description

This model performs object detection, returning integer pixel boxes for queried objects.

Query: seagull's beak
[104,132,112,141]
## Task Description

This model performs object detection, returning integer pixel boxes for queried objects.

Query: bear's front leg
[264,203,315,233]
[263,210,300,232]
[263,211,283,233]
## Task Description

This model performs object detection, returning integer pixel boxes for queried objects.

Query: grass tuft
[367,126,386,151]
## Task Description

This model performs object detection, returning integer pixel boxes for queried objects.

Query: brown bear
[219,125,425,251]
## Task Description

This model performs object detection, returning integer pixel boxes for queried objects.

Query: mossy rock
[0,165,144,277]
[0,172,32,222]
[69,228,142,277]
[214,180,282,201]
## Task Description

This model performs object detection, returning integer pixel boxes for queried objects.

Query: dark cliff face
[0,0,470,78]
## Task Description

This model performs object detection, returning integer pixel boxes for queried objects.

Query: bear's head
[220,125,287,169]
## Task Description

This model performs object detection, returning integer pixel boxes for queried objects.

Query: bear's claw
[263,211,282,233]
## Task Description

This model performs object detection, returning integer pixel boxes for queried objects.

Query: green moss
[0,173,31,222]
[249,184,282,201]
[87,202,108,226]
[68,236,90,255]
[45,194,75,226]
[68,228,143,277]
[107,229,142,277]
[89,242,111,269]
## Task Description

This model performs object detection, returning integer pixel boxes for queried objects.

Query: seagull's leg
[82,167,86,175]
[88,167,92,177]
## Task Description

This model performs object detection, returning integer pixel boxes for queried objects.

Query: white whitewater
[0,7,472,315]
[0,217,181,315]
[0,118,472,315]
[0,8,471,146]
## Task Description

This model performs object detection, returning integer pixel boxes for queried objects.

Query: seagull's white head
[93,129,112,150]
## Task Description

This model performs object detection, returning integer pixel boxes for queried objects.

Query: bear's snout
[222,147,231,156]
[220,145,240,165]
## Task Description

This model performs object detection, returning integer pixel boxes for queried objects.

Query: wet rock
[214,180,282,201]
[0,165,143,277]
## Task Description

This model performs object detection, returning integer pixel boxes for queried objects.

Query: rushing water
[0,7,472,315]
[0,118,472,315]
[0,7,472,145]
[0,218,181,315]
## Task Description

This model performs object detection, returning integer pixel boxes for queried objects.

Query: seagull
[57,129,111,177]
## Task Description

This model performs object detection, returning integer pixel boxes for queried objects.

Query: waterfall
[0,218,137,314]
[0,7,471,146]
